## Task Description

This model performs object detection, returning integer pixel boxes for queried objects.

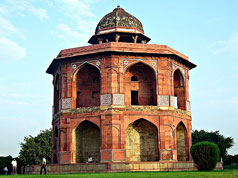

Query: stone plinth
[26,162,223,174]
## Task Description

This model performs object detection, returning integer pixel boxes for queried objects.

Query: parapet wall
[25,161,223,174]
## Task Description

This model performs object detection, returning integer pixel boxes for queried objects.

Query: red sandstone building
[47,6,196,166]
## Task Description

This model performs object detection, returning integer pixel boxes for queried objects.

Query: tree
[19,129,52,165]
[192,130,234,160]
[0,156,12,174]
[190,141,220,171]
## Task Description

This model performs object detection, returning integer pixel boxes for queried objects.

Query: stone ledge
[26,161,223,174]
[53,106,191,120]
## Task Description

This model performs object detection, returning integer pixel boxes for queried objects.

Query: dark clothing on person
[40,164,47,174]
[40,157,47,174]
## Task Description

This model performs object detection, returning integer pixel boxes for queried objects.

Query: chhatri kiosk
[45,6,199,172]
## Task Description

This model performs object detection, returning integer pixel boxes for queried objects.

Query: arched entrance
[75,121,101,163]
[124,62,157,106]
[126,119,158,162]
[173,69,185,110]
[176,122,187,161]
[75,63,101,107]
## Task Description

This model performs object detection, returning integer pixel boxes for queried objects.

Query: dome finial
[117,5,120,8]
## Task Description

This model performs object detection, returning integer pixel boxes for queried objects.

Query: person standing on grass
[12,159,17,174]
[11,158,17,174]
[3,167,8,175]
[40,157,47,174]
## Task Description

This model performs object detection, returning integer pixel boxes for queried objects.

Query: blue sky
[0,0,237,157]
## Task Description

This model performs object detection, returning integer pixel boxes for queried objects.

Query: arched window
[75,64,101,107]
[173,69,185,110]
[131,75,138,81]
[125,62,157,106]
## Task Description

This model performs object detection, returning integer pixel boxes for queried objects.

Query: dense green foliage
[190,141,220,171]
[19,129,52,165]
[192,130,234,160]
[224,154,238,165]
[0,170,238,178]
[0,156,12,174]
[224,164,238,169]
[0,156,23,174]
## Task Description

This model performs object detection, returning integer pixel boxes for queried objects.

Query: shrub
[190,141,220,171]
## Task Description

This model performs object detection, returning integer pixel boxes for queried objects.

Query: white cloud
[28,6,47,20]
[211,32,238,56]
[58,23,82,38]
[2,0,48,20]
[56,0,96,19]
[54,23,91,47]
[0,15,24,38]
[0,36,26,61]
[53,0,98,46]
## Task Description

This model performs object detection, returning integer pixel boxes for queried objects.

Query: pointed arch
[126,118,158,162]
[124,60,157,75]
[124,62,157,106]
[72,63,101,108]
[176,121,188,161]
[173,69,186,110]
[74,120,101,163]
[72,62,101,82]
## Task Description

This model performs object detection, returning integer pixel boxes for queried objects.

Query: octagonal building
[47,6,196,165]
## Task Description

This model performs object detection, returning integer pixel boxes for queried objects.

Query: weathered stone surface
[126,119,158,162]
[95,6,144,34]
[176,123,186,161]
[75,121,101,163]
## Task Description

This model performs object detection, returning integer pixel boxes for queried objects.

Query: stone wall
[26,162,223,174]
[126,119,158,161]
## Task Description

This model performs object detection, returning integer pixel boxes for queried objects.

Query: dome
[88,6,150,44]
[95,6,144,35]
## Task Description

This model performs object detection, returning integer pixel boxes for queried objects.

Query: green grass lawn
[1,169,238,178]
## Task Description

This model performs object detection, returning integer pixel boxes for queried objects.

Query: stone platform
[25,161,223,174]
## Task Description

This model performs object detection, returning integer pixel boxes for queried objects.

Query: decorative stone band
[61,98,72,109]
[101,94,125,106]
[59,106,191,116]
